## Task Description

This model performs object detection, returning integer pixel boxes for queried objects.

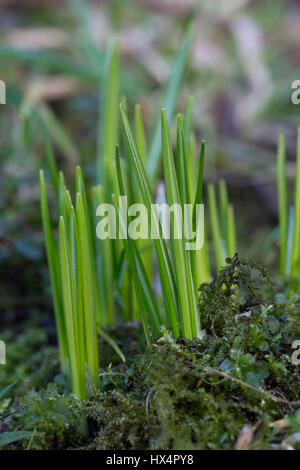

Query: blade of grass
[218,180,236,257]
[187,130,198,202]
[92,185,115,326]
[115,146,161,340]
[76,167,105,325]
[120,104,180,337]
[58,171,66,215]
[39,170,67,369]
[97,42,119,184]
[227,203,237,258]
[183,96,194,151]
[161,109,197,339]
[197,225,211,284]
[277,133,288,274]
[176,115,190,207]
[59,216,85,399]
[292,128,300,274]
[112,193,152,345]
[190,139,210,290]
[68,205,86,392]
[134,104,153,285]
[176,115,201,333]
[37,105,78,162]
[208,183,225,272]
[97,326,126,363]
[0,42,99,81]
[286,206,294,276]
[0,431,32,447]
[76,193,99,384]
[134,104,148,164]
[0,381,17,400]
[183,104,210,287]
[193,141,205,222]
[147,25,192,181]
[219,180,229,240]
[43,127,59,197]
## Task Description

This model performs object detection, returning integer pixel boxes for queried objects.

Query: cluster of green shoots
[40,48,236,398]
[40,105,236,399]
[277,129,300,278]
[40,42,300,400]
[39,42,238,398]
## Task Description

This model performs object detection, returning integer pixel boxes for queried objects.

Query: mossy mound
[1,256,300,450]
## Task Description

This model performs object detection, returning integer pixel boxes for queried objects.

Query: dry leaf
[196,379,203,388]
[235,424,257,450]
[269,419,289,432]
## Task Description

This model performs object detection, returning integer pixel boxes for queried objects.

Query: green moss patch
[2,256,300,450]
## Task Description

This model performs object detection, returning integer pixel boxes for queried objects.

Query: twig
[187,362,300,407]
[145,386,155,415]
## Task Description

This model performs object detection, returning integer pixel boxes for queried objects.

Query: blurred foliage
[0,0,299,277]
[0,0,300,450]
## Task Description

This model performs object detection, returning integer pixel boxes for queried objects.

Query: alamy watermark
[0,340,6,364]
[95,197,204,250]
[292,340,300,365]
[291,80,300,104]
[0,80,6,104]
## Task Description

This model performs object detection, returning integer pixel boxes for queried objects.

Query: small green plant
[277,129,300,278]
[117,106,205,341]
[208,180,237,272]
[40,169,99,399]
[39,40,238,397]
[40,106,238,395]
[40,99,239,394]
[15,384,82,450]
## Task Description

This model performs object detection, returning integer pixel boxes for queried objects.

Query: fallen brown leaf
[269,419,289,432]
[235,424,258,450]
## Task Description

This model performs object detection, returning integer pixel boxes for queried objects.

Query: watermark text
[96,197,204,251]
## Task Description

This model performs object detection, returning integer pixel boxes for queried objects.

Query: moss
[2,255,300,450]
[84,340,296,450]
[0,326,60,394]
[82,256,300,450]
[14,384,84,450]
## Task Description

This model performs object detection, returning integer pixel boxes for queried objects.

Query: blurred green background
[0,0,299,327]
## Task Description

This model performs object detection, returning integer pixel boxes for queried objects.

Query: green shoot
[277,128,300,277]
[41,94,238,373]
[208,180,237,273]
[120,103,180,338]
[39,170,67,370]
[97,42,119,185]
[277,133,288,274]
[147,26,192,182]
[161,109,198,338]
[208,183,225,272]
[292,128,300,275]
